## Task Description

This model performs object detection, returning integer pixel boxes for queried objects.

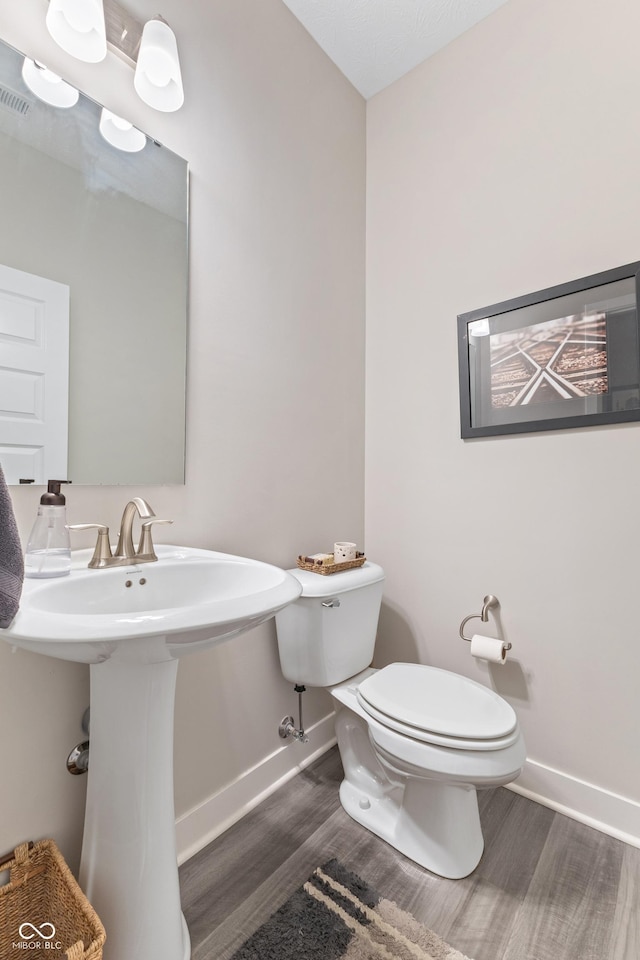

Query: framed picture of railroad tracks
[458,260,640,438]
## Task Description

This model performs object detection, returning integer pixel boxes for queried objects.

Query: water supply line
[279,684,309,743]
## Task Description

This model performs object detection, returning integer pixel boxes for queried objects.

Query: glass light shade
[134,19,184,112]
[46,0,107,64]
[21,58,79,108]
[99,109,146,153]
[469,318,491,337]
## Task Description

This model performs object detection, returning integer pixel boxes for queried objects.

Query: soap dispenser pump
[25,480,72,579]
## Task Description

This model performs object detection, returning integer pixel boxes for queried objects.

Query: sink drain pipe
[67,706,91,775]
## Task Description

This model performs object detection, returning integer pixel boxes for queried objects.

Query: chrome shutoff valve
[279,684,309,743]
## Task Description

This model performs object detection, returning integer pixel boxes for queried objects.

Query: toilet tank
[275,562,385,686]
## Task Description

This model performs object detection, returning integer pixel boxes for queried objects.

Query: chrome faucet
[69,498,173,568]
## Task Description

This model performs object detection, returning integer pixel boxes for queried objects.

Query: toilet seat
[356,662,519,751]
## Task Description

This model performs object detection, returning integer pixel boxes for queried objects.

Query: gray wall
[0,0,365,868]
[366,0,640,840]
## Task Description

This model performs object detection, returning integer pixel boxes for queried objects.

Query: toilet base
[338,775,484,879]
[332,684,486,879]
[330,672,526,879]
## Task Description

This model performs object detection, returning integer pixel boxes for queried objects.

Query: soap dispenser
[25,480,72,579]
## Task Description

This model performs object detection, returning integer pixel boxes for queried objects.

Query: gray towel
[0,465,23,628]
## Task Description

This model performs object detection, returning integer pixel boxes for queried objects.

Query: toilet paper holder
[459,595,512,649]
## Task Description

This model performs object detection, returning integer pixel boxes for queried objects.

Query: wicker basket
[0,840,105,960]
[296,553,366,575]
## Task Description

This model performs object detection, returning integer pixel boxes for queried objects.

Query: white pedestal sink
[3,545,302,960]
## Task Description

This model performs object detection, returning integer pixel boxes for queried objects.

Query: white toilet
[275,561,526,879]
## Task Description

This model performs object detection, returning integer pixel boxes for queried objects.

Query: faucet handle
[138,519,173,560]
[68,523,113,568]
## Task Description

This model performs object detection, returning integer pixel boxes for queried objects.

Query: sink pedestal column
[79,654,190,960]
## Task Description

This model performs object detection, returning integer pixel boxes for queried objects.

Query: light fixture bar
[103,0,143,64]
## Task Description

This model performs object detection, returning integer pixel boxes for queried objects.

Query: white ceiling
[280,0,511,99]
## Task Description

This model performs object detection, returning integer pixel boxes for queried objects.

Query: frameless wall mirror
[0,37,188,485]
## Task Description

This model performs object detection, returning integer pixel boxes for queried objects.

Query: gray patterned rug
[230,859,473,960]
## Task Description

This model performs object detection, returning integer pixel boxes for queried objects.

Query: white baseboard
[175,713,336,865]
[507,758,640,849]
[176,731,640,867]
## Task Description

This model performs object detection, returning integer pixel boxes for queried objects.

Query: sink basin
[2,544,302,960]
[7,545,302,663]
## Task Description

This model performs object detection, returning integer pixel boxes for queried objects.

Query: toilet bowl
[275,563,526,879]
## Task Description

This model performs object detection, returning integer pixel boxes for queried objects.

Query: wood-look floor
[179,747,640,960]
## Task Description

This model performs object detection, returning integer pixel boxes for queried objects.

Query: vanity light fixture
[99,108,146,152]
[134,18,184,113]
[21,58,79,108]
[46,0,107,64]
[45,0,184,112]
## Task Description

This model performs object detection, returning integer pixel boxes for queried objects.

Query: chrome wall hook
[459,594,511,649]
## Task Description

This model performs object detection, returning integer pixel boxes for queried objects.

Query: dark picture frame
[458,261,640,438]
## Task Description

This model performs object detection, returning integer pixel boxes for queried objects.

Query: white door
[0,264,70,484]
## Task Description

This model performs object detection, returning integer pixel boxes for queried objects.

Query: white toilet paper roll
[470,634,508,664]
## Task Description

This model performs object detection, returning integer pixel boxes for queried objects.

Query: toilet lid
[357,663,517,741]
